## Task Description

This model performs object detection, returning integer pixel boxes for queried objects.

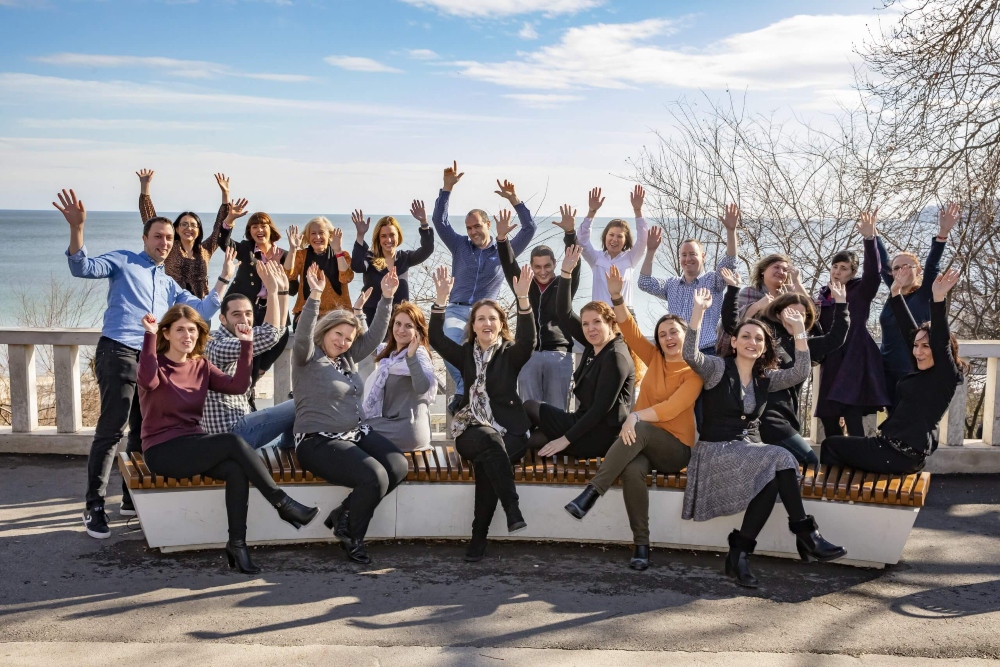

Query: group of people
[56,161,966,588]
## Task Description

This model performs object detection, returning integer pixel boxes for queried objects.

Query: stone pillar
[53,345,82,433]
[8,344,37,433]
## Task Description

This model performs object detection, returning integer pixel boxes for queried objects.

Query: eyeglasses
[891,264,915,273]
[176,221,200,230]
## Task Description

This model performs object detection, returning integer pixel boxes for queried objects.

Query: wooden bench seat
[118,446,929,508]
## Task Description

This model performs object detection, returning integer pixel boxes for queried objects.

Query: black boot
[725,530,759,588]
[477,450,526,533]
[465,534,489,562]
[342,538,371,565]
[565,485,600,520]
[466,465,497,562]
[790,515,847,563]
[274,494,319,529]
[225,540,261,574]
[323,503,351,544]
[629,544,650,571]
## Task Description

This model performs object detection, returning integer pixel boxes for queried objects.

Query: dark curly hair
[723,318,780,377]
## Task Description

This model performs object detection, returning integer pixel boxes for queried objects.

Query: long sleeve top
[619,313,701,446]
[498,230,579,352]
[351,225,434,324]
[640,252,737,350]
[139,195,232,298]
[202,322,284,433]
[432,189,537,305]
[557,274,635,443]
[290,295,392,435]
[285,247,354,317]
[66,247,221,350]
[578,215,649,307]
[137,332,252,451]
[879,298,963,453]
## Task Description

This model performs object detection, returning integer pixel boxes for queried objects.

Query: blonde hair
[370,216,403,271]
[312,309,363,354]
[155,305,210,357]
[300,217,335,250]
[463,300,513,344]
[893,251,923,296]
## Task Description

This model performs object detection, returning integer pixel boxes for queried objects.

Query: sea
[0,209,675,333]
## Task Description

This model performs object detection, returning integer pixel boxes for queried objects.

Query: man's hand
[443,160,464,191]
[553,204,576,232]
[495,179,520,206]
[719,203,740,232]
[53,189,86,228]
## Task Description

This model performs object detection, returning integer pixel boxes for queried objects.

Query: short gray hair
[312,309,362,351]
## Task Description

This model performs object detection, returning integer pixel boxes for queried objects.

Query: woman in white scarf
[362,302,438,451]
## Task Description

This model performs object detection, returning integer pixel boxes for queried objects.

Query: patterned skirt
[682,438,799,522]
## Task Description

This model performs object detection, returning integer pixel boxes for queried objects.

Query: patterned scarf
[451,339,506,438]
[362,343,437,419]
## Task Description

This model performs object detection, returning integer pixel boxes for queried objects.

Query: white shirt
[578,216,649,307]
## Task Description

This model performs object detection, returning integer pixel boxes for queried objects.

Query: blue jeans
[230,399,296,450]
[774,433,819,465]
[443,303,472,396]
[518,350,574,409]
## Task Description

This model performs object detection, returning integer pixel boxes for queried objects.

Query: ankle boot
[465,534,489,562]
[789,515,847,563]
[225,540,261,574]
[477,450,526,533]
[274,494,319,529]
[324,503,351,544]
[565,485,600,520]
[724,530,759,588]
[342,538,371,565]
[629,544,650,571]
[466,467,497,561]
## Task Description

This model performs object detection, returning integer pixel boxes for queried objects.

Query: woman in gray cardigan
[292,264,408,565]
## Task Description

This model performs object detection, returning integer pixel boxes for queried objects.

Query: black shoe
[506,506,527,533]
[225,540,261,574]
[465,535,489,562]
[274,495,319,529]
[83,506,110,539]
[119,494,136,518]
[476,450,524,533]
[789,515,847,563]
[629,544,650,571]
[565,485,600,520]
[324,505,351,544]
[724,530,759,588]
[447,395,462,416]
[342,538,371,565]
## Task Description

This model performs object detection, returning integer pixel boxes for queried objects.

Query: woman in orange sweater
[283,217,355,323]
[564,265,702,571]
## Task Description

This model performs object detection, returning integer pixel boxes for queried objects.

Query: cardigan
[352,226,434,324]
[285,246,354,317]
[225,238,288,316]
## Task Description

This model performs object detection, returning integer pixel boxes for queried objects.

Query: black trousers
[86,337,144,509]
[144,433,286,542]
[526,402,617,458]
[739,469,806,540]
[455,426,527,537]
[821,404,865,438]
[296,431,408,541]
[821,435,925,475]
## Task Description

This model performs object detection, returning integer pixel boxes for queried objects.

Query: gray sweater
[291,296,392,434]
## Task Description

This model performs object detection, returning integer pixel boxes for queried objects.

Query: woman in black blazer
[429,265,536,563]
[524,245,635,459]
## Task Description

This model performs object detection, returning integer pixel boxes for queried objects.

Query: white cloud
[518,22,539,39]
[399,0,601,18]
[454,14,877,93]
[324,56,402,73]
[407,49,440,60]
[35,52,313,82]
[20,118,228,131]
[503,93,582,108]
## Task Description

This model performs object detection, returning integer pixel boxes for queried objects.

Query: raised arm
[637,226,669,299]
[494,209,520,291]
[137,169,156,223]
[876,235,893,290]
[577,187,605,266]
[916,204,955,299]
[406,344,435,396]
[765,308,812,391]
[857,211,882,301]
[428,266,466,369]
[137,316,161,392]
[683,288,726,388]
[557,246,586,346]
[620,185,648,268]
[350,209,371,272]
[509,265,537,368]
[351,296,393,362]
[719,269,742,336]
[808,279,849,364]
[430,161,464,253]
[403,199,435,266]
[494,179,537,256]
[55,189,89,259]
[207,326,253,395]
[929,268,962,377]
[291,265,325,365]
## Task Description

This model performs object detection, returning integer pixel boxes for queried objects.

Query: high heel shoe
[324,505,351,544]
[724,530,758,588]
[789,515,847,562]
[274,495,319,529]
[629,544,650,571]
[565,485,600,520]
[342,538,371,565]
[225,540,261,574]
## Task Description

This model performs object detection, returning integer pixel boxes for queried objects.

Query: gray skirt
[682,438,799,522]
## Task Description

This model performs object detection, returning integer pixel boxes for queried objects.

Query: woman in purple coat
[814,211,890,437]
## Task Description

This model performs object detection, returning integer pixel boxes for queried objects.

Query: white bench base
[132,483,919,568]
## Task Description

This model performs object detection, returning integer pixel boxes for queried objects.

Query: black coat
[224,239,292,322]
[699,357,771,443]
[429,309,536,437]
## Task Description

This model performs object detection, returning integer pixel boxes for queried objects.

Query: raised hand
[939,202,960,237]
[553,204,576,232]
[495,179,519,205]
[214,172,230,195]
[407,330,422,357]
[719,267,742,288]
[561,244,583,274]
[136,169,154,195]
[932,267,961,301]
[234,322,253,342]
[410,199,427,226]
[352,209,370,238]
[330,227,344,253]
[719,203,740,232]
[493,209,517,241]
[630,185,645,216]
[512,264,533,299]
[225,197,249,228]
[305,263,326,293]
[141,313,157,335]
[857,210,878,239]
[587,187,605,216]
[259,258,280,292]
[443,160,464,191]
[781,307,806,331]
[606,264,624,298]
[433,266,453,305]
[828,278,846,303]
[354,287,373,311]
[221,245,240,281]
[286,225,302,249]
[692,287,713,312]
[53,189,86,227]
[646,226,662,253]
[381,267,400,298]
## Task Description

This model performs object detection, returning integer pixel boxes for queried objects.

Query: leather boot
[225,540,261,574]
[789,515,847,562]
[342,538,371,565]
[724,530,759,588]
[565,485,600,520]
[274,494,319,529]
[466,464,497,562]
[477,450,526,533]
[323,503,351,544]
[629,544,650,571]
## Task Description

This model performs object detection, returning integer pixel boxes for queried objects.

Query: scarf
[452,339,507,438]
[362,344,437,419]
[303,245,343,296]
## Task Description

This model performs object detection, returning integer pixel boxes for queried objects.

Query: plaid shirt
[637,253,737,349]
[202,322,283,433]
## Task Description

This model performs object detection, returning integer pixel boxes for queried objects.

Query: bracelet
[794,332,808,340]
[335,252,347,258]
[217,276,231,284]
[517,295,529,300]
[632,412,642,423]
[936,235,948,241]
[276,290,289,296]
[560,270,573,278]
[611,295,625,306]
[432,303,447,310]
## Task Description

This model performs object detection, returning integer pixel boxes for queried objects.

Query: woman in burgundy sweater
[138,305,318,573]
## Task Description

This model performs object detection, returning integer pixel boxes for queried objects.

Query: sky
[0,0,895,217]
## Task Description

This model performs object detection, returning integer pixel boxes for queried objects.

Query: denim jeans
[230,399,296,450]
[517,350,573,409]
[774,432,820,465]
[443,303,472,396]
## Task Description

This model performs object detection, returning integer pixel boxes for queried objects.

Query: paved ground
[2,454,999,665]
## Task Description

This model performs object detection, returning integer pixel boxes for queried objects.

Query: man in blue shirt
[55,189,233,539]
[431,162,537,413]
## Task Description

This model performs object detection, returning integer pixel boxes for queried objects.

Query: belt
[881,434,927,461]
